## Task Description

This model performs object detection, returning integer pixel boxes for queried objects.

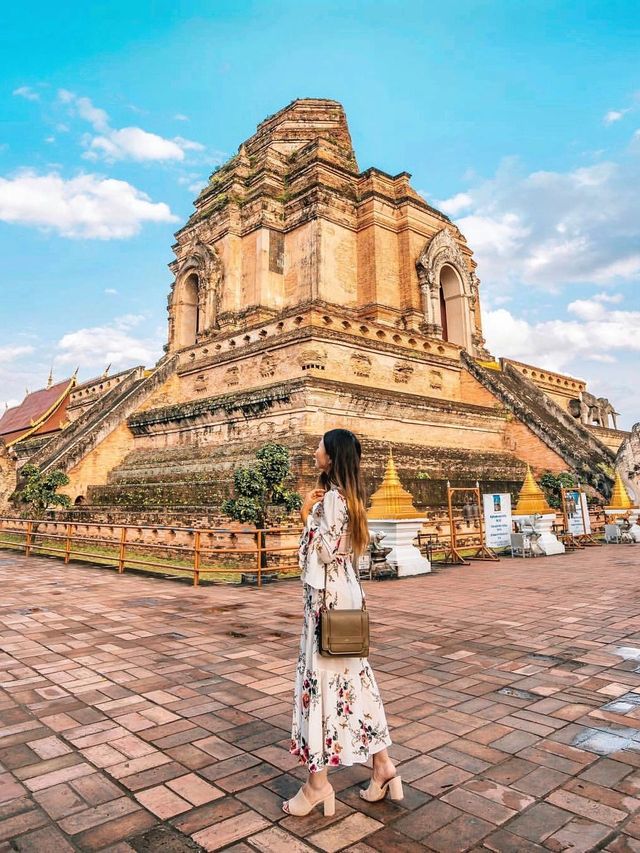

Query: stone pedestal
[367,519,430,576]
[605,508,640,543]
[512,513,565,556]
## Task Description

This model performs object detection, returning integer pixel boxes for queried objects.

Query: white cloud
[484,302,640,374]
[604,108,631,125]
[439,150,640,295]
[0,170,178,239]
[13,86,39,102]
[0,344,35,363]
[104,288,118,295]
[55,314,163,369]
[59,90,203,163]
[86,127,188,162]
[174,113,189,122]
[435,191,472,216]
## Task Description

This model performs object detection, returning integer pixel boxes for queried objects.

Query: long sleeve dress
[290,485,392,772]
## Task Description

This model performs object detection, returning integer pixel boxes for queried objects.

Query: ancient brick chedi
[1,99,632,510]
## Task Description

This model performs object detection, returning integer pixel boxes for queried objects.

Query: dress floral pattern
[290,486,392,772]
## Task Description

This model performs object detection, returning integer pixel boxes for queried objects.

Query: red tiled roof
[0,379,73,438]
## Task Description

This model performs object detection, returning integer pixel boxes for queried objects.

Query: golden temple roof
[367,449,423,519]
[514,465,552,515]
[607,471,635,510]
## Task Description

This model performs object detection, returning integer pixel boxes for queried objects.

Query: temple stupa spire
[514,465,552,515]
[367,448,422,519]
[607,471,635,510]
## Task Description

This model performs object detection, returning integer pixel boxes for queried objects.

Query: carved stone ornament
[393,361,414,384]
[350,353,372,378]
[298,348,327,371]
[428,369,443,390]
[193,374,207,392]
[225,365,240,385]
[259,354,277,378]
[417,229,472,291]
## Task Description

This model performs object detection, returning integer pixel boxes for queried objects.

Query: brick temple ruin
[1,99,637,516]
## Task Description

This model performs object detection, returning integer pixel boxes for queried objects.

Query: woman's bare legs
[306,767,332,796]
[372,748,397,784]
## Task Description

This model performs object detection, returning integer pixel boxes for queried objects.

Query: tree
[13,464,71,518]
[539,471,577,509]
[222,443,302,568]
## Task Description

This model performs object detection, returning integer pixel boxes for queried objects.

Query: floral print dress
[290,485,392,772]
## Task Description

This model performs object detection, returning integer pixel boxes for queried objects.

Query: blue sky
[1,0,639,427]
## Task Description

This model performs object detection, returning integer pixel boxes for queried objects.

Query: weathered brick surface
[0,549,640,850]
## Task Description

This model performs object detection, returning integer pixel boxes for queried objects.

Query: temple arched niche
[173,272,200,349]
[438,264,470,348]
[167,240,224,351]
[416,228,476,353]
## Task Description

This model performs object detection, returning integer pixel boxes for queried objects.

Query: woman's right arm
[300,488,325,523]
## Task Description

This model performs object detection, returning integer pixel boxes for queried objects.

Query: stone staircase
[27,355,178,477]
[462,352,615,494]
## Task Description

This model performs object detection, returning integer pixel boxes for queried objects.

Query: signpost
[482,493,512,550]
[561,487,599,547]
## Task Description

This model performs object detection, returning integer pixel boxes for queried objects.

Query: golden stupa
[514,465,552,515]
[606,471,635,510]
[367,450,423,519]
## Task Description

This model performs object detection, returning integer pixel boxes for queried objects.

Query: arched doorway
[175,273,200,348]
[438,264,469,348]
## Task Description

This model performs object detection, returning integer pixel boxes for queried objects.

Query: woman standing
[283,428,402,816]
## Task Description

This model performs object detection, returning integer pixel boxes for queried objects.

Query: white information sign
[483,493,512,548]
[565,489,591,535]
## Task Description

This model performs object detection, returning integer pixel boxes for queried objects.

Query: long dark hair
[319,428,369,560]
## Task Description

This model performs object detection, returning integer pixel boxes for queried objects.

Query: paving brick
[70,772,123,805]
[442,786,516,825]
[0,808,48,842]
[424,813,494,851]
[192,810,270,850]
[166,772,224,806]
[135,784,191,819]
[505,802,573,842]
[544,816,614,852]
[33,782,86,819]
[249,825,317,852]
[58,797,140,834]
[309,813,383,852]
[393,798,460,841]
[546,788,627,826]
[12,825,76,852]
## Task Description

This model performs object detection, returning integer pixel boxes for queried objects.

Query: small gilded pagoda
[512,464,565,556]
[367,450,430,576]
[514,465,552,516]
[606,472,636,513]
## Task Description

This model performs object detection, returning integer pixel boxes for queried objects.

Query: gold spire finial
[607,471,635,510]
[102,363,111,378]
[515,464,552,514]
[47,366,54,388]
[367,448,423,519]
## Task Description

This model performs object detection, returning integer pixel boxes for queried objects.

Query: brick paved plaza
[2,549,640,851]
